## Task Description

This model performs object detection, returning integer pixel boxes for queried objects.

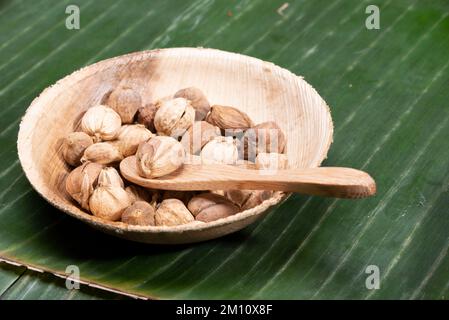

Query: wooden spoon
[120,156,376,199]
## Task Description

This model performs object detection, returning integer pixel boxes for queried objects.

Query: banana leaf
[0,263,126,299]
[0,0,449,299]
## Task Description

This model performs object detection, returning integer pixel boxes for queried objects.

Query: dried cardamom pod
[154,98,195,137]
[126,185,150,203]
[136,136,185,178]
[174,87,210,121]
[65,162,103,210]
[136,103,159,132]
[81,142,123,165]
[121,201,155,226]
[243,121,286,160]
[113,124,153,157]
[81,105,121,142]
[97,167,124,188]
[155,199,194,226]
[107,86,142,123]
[180,121,221,155]
[62,132,93,166]
[201,136,239,165]
[205,105,254,130]
[161,190,195,205]
[187,193,240,223]
[89,184,131,221]
[225,190,273,210]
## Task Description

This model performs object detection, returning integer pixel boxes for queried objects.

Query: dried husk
[136,136,185,178]
[181,121,221,155]
[97,167,124,188]
[89,185,131,221]
[225,189,273,210]
[174,87,210,121]
[62,132,93,166]
[136,103,159,132]
[107,86,142,123]
[187,193,239,222]
[154,98,195,137]
[161,190,195,205]
[113,124,153,157]
[201,136,239,165]
[125,185,151,203]
[121,201,155,226]
[65,162,103,210]
[244,121,286,160]
[205,105,254,130]
[81,142,123,165]
[81,105,121,141]
[155,199,194,226]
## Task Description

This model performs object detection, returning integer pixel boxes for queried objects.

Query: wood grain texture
[121,156,375,198]
[17,47,333,244]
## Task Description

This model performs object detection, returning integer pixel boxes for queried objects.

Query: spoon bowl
[18,48,333,244]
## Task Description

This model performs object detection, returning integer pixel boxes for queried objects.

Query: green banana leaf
[0,264,127,299]
[1,0,449,299]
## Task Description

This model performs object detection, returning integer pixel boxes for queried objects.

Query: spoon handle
[224,166,376,198]
[189,166,376,198]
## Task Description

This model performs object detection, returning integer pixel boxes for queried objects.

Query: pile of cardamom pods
[63,86,287,226]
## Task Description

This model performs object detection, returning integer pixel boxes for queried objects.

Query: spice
[174,87,210,121]
[206,105,254,131]
[155,199,194,226]
[136,103,159,132]
[154,98,195,137]
[81,105,121,142]
[65,162,103,210]
[201,136,239,165]
[135,136,185,178]
[113,124,153,157]
[81,142,123,165]
[62,132,93,166]
[121,201,155,226]
[181,121,221,155]
[188,193,239,222]
[107,86,142,124]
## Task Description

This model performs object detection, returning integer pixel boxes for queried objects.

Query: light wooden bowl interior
[17,48,333,244]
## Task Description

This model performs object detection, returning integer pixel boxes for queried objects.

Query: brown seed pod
[136,103,159,132]
[80,105,122,142]
[174,87,210,121]
[121,201,156,226]
[180,121,221,155]
[62,132,93,166]
[243,121,286,160]
[81,142,123,165]
[161,190,195,205]
[89,185,131,221]
[65,162,104,210]
[200,136,239,165]
[155,199,194,226]
[97,167,124,188]
[135,136,185,178]
[225,190,273,210]
[154,98,195,137]
[187,193,239,223]
[106,86,142,124]
[112,124,153,157]
[205,105,254,131]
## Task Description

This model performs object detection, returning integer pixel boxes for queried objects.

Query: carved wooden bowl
[17,48,333,244]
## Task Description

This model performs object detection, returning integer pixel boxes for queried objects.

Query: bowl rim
[17,47,333,235]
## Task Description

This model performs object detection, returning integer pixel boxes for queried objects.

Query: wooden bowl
[17,48,333,244]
